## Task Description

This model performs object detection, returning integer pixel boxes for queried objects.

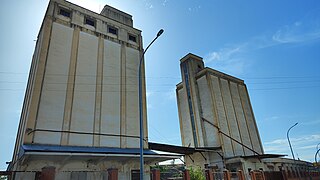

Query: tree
[189,167,205,180]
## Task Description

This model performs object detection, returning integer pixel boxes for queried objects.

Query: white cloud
[263,134,320,161]
[165,87,176,101]
[146,90,154,109]
[162,0,169,6]
[264,116,280,122]
[146,90,153,98]
[204,46,247,76]
[300,119,320,126]
[272,10,320,44]
[204,10,320,76]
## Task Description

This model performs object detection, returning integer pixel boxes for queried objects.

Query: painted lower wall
[14,159,151,180]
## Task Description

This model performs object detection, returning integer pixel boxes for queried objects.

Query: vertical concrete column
[281,170,288,180]
[237,170,245,180]
[40,166,55,180]
[108,168,118,180]
[151,169,160,180]
[25,17,53,144]
[93,35,104,146]
[250,171,256,180]
[260,170,265,180]
[183,169,190,180]
[120,43,126,148]
[61,26,80,145]
[205,169,213,180]
[223,170,231,180]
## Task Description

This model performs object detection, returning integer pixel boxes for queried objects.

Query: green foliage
[151,164,168,173]
[189,166,205,180]
[0,175,8,180]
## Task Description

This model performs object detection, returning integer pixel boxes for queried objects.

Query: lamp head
[157,29,164,37]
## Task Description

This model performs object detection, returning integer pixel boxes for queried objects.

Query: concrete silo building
[176,53,318,178]
[8,0,175,179]
[176,53,265,171]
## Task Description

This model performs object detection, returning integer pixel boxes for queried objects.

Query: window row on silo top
[54,4,139,44]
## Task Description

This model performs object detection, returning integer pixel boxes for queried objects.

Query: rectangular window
[108,26,118,35]
[131,170,139,180]
[128,34,137,42]
[59,8,71,18]
[85,17,95,27]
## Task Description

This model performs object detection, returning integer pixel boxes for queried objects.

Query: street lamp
[139,29,164,180]
[287,122,298,160]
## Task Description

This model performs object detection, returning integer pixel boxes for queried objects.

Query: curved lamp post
[315,149,320,165]
[139,29,164,180]
[287,122,298,160]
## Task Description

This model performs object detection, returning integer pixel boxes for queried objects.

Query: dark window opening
[108,27,118,35]
[131,170,139,180]
[59,8,71,18]
[129,34,137,42]
[85,17,95,27]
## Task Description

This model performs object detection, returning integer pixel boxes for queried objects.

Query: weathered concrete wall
[14,0,145,150]
[34,22,73,145]
[69,31,98,146]
[15,159,151,180]
[238,85,263,154]
[220,78,243,156]
[177,86,195,147]
[100,40,121,147]
[196,76,220,148]
[125,47,140,148]
[229,82,252,156]
[210,75,234,158]
[177,53,264,169]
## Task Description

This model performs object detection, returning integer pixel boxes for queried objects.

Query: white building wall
[229,82,253,156]
[238,84,263,154]
[34,22,73,144]
[100,39,121,147]
[177,87,195,147]
[220,79,244,156]
[210,75,234,157]
[125,47,140,148]
[196,76,220,147]
[69,31,98,146]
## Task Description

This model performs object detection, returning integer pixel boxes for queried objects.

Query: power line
[1,71,320,80]
[1,85,320,92]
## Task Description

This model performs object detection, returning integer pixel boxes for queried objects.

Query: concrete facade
[9,0,156,178]
[176,53,264,170]
[175,53,319,179]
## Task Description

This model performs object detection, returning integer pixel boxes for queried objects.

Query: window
[131,170,139,180]
[85,17,95,27]
[128,34,137,42]
[59,8,71,18]
[108,26,118,35]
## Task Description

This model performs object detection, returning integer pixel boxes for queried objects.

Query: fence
[1,168,319,180]
[206,169,320,180]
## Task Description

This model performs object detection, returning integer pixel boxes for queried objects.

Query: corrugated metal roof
[148,142,221,155]
[22,144,158,155]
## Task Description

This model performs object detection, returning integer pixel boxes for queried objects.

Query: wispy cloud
[263,134,320,161]
[204,45,248,76]
[264,116,280,122]
[272,10,320,44]
[146,90,153,98]
[146,90,154,109]
[300,119,320,126]
[165,87,176,101]
[143,0,171,9]
[204,9,320,76]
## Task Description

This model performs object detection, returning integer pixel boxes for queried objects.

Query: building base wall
[13,159,151,180]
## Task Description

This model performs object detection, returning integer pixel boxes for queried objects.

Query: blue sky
[1,0,320,170]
